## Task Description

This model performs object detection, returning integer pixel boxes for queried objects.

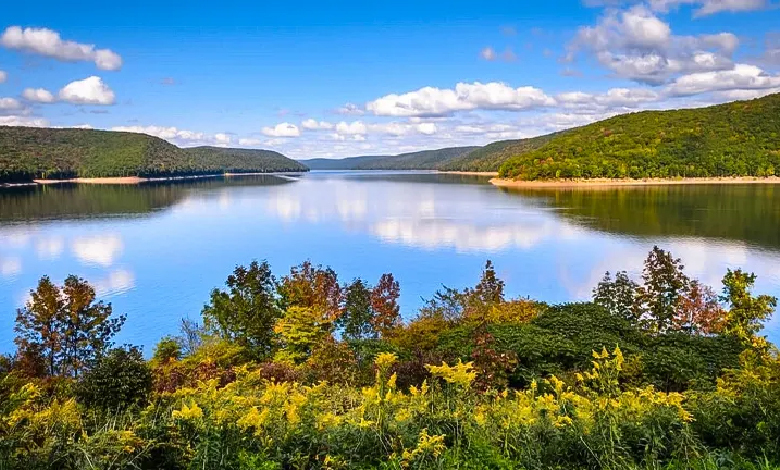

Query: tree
[273,307,332,364]
[14,275,125,378]
[673,281,725,335]
[277,261,342,321]
[593,271,641,324]
[337,279,374,340]
[370,273,401,337]
[637,246,690,332]
[202,261,281,357]
[76,346,152,411]
[464,260,505,320]
[720,269,777,342]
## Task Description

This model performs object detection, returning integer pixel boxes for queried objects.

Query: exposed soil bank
[438,171,499,176]
[490,175,780,188]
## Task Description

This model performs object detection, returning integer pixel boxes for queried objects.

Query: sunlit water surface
[1,171,779,352]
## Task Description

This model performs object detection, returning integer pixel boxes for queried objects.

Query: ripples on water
[1,172,779,351]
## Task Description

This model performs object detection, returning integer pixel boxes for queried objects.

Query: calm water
[1,172,779,352]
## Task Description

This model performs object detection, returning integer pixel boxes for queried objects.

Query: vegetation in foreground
[0,127,307,183]
[1,247,779,469]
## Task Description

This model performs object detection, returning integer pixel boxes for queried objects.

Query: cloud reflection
[72,234,123,266]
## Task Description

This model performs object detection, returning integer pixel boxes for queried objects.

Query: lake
[1,171,779,352]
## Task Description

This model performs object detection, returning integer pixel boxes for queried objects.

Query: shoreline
[490,175,780,188]
[0,172,306,187]
[438,171,499,176]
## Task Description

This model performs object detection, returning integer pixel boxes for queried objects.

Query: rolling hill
[0,127,307,183]
[299,146,479,170]
[498,93,780,180]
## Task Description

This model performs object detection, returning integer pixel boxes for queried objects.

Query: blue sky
[1,0,779,159]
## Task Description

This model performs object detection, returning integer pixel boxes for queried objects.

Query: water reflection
[0,172,778,351]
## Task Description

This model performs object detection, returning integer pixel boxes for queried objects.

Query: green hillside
[439,134,559,172]
[0,127,306,183]
[299,146,478,170]
[182,146,308,173]
[498,93,780,180]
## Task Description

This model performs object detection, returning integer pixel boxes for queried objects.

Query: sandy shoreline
[490,175,780,188]
[5,172,305,186]
[438,171,499,176]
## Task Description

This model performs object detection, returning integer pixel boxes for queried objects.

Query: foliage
[498,93,780,180]
[202,260,282,357]
[720,269,778,344]
[14,275,125,378]
[300,147,479,171]
[2,248,779,469]
[0,127,307,183]
[75,346,152,411]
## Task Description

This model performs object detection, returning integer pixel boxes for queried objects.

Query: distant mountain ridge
[299,146,479,170]
[0,127,307,184]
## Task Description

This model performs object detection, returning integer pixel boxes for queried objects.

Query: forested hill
[0,127,307,183]
[299,146,478,170]
[498,93,780,180]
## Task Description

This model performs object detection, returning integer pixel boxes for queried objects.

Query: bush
[76,346,152,411]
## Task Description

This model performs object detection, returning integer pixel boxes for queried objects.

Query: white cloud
[335,121,367,135]
[59,76,115,105]
[71,234,123,266]
[416,122,438,135]
[481,47,497,61]
[666,63,780,96]
[1,26,122,71]
[335,102,365,115]
[262,122,300,137]
[301,119,334,130]
[366,82,555,116]
[238,137,263,146]
[648,0,770,16]
[22,87,55,103]
[0,70,6,83]
[0,97,23,111]
[0,115,49,127]
[214,133,231,146]
[569,5,738,84]
[557,87,659,110]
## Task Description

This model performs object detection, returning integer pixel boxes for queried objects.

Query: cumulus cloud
[22,87,56,103]
[0,70,6,83]
[569,5,738,85]
[666,63,780,96]
[0,115,49,127]
[301,119,334,130]
[0,97,24,112]
[366,82,555,116]
[110,125,232,147]
[1,26,122,71]
[59,76,115,105]
[557,87,660,110]
[335,121,368,135]
[262,122,300,137]
[416,122,438,135]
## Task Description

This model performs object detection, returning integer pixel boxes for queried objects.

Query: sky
[1,0,780,160]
